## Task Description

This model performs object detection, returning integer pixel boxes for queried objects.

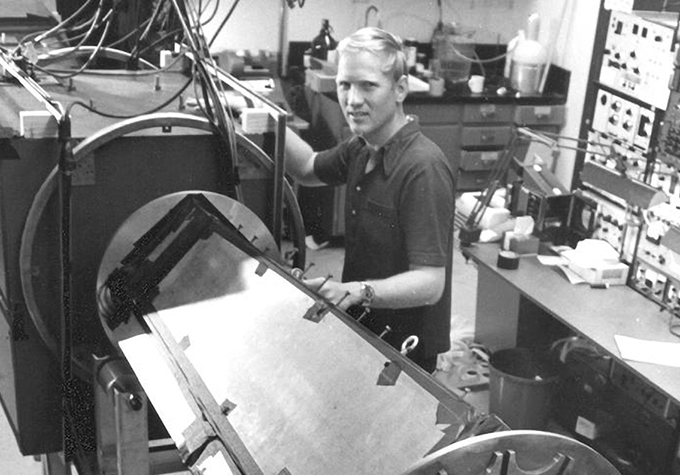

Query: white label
[480,104,496,115]
[534,106,551,117]
[481,151,498,162]
[575,416,597,440]
[604,0,632,12]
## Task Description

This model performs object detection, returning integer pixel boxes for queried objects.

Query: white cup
[428,77,445,97]
[468,75,485,93]
[326,50,338,64]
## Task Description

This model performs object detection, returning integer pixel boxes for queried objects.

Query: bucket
[488,347,559,430]
[432,31,475,87]
[509,60,545,94]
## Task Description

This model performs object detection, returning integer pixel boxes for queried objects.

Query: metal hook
[400,335,419,356]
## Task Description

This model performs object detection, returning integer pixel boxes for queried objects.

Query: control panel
[591,88,656,152]
[567,187,638,260]
[599,10,677,110]
[585,130,648,182]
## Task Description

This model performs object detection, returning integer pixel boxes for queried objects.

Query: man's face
[336,49,406,146]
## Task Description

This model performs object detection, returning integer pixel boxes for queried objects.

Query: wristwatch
[359,282,376,307]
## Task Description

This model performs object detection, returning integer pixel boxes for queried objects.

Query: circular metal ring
[20,112,306,376]
[401,335,419,355]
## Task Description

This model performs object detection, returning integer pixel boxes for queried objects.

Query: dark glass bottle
[311,19,337,61]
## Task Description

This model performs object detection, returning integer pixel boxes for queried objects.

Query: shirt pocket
[361,198,398,241]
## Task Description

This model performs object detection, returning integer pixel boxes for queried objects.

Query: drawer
[463,103,514,123]
[461,125,513,148]
[514,104,566,126]
[460,150,502,171]
[404,103,462,124]
[421,123,461,170]
[457,169,492,191]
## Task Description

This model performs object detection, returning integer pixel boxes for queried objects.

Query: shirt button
[356,186,361,191]
[351,209,357,215]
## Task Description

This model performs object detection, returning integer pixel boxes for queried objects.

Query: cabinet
[458,103,514,190]
[403,102,462,172]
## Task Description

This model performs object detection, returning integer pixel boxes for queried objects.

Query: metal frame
[20,112,306,377]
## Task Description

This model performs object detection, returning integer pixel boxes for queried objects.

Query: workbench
[463,242,680,473]
[462,242,680,405]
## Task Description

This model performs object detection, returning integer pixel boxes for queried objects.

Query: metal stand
[94,355,150,475]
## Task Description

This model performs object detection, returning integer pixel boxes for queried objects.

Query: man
[285,27,455,373]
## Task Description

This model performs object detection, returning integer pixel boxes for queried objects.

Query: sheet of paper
[555,265,587,285]
[537,255,568,267]
[615,334,680,367]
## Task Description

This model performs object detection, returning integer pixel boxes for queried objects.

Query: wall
[201,0,599,188]
[204,0,538,53]
[529,0,600,187]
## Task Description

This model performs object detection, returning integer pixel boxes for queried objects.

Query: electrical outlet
[610,362,670,422]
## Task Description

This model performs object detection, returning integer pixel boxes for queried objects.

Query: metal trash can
[488,347,559,430]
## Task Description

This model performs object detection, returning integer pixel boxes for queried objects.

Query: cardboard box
[305,69,336,93]
[503,232,540,255]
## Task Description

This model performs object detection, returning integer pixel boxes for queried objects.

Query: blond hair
[337,27,408,82]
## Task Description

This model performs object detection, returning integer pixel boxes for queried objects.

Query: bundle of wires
[169,0,242,201]
[4,2,250,472]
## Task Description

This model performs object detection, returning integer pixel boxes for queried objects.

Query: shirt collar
[358,116,420,176]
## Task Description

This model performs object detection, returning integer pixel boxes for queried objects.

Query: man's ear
[395,74,409,102]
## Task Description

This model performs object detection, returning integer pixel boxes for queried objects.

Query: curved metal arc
[37,46,158,70]
[20,112,306,376]
[400,430,621,475]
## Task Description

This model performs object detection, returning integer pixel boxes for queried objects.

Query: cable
[49,2,109,66]
[41,15,114,80]
[127,0,169,65]
[66,74,192,119]
[107,17,152,49]
[136,27,184,58]
[208,0,242,48]
[19,0,99,47]
[200,0,221,25]
[179,0,242,201]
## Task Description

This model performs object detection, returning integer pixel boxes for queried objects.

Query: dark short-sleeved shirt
[313,117,456,357]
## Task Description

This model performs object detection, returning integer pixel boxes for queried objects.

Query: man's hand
[301,277,362,311]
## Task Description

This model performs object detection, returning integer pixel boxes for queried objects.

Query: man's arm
[284,127,325,186]
[302,265,446,312]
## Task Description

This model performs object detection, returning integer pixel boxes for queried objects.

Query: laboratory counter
[462,242,680,406]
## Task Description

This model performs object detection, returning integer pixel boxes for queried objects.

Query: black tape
[497,250,520,270]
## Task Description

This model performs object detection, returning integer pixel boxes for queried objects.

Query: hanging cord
[107,16,152,49]
[39,12,114,80]
[19,0,99,47]
[208,0,242,48]
[40,1,111,68]
[171,0,242,201]
[127,0,169,68]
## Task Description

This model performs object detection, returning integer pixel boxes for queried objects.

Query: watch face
[361,283,375,302]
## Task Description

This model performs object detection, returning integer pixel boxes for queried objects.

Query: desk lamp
[579,160,669,278]
[458,127,558,246]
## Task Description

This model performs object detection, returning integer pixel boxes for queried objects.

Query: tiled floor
[0,413,43,475]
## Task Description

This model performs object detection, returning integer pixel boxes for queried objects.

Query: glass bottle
[311,19,337,61]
